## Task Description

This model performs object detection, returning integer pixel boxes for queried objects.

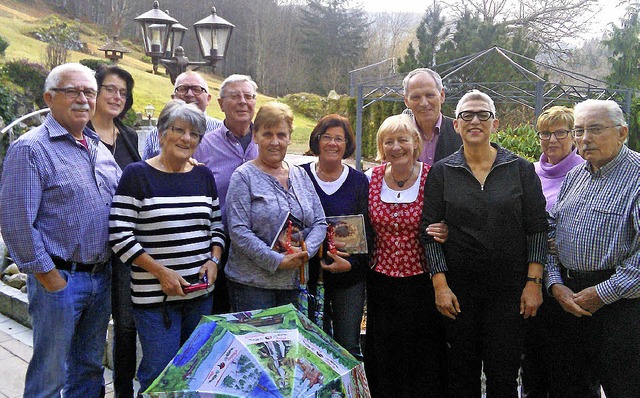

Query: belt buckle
[565,268,575,279]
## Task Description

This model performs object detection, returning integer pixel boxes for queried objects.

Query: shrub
[491,124,541,161]
[4,60,49,108]
[31,22,83,51]
[79,59,111,71]
[42,43,68,69]
[0,85,16,126]
[0,35,8,56]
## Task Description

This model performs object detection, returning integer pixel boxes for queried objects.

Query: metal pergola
[349,46,636,169]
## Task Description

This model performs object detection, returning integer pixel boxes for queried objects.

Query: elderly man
[546,99,640,398]
[403,68,462,166]
[0,63,120,397]
[143,70,222,159]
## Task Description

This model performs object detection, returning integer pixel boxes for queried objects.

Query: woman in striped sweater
[109,100,226,392]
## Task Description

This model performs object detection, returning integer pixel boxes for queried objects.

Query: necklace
[390,164,415,187]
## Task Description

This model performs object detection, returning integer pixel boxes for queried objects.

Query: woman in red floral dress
[364,114,448,397]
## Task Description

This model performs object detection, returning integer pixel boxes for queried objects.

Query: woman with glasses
[520,106,588,398]
[109,100,225,392]
[365,114,448,397]
[420,90,548,397]
[88,64,141,398]
[300,114,369,360]
[225,102,326,312]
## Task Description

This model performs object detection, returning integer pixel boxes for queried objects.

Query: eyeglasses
[537,130,570,141]
[457,110,494,121]
[50,87,98,100]
[168,126,202,141]
[100,85,128,98]
[223,91,257,102]
[319,135,345,144]
[174,85,207,95]
[572,125,620,137]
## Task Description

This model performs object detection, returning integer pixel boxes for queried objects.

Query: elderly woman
[365,114,447,397]
[109,100,225,392]
[225,102,326,311]
[301,114,369,359]
[88,64,141,398]
[521,105,586,398]
[420,90,548,397]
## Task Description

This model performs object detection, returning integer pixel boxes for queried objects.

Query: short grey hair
[402,68,444,94]
[219,74,258,98]
[157,99,207,140]
[44,63,96,94]
[574,99,627,127]
[455,89,496,117]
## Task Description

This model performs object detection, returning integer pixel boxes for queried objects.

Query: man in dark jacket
[403,68,462,166]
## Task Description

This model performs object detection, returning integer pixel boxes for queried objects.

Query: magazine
[271,212,305,254]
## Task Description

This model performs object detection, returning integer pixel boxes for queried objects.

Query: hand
[520,282,543,318]
[156,267,188,297]
[35,269,67,293]
[426,222,448,243]
[188,157,204,167]
[320,251,352,273]
[551,284,592,317]
[432,273,460,319]
[278,251,308,270]
[573,286,605,314]
[200,260,219,286]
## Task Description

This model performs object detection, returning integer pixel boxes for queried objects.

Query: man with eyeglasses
[142,70,222,159]
[0,63,121,397]
[192,74,259,313]
[545,99,640,397]
[402,68,462,166]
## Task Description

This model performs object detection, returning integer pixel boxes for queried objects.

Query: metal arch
[1,108,50,143]
[349,47,637,169]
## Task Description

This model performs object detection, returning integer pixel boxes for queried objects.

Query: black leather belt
[52,256,108,273]
[561,266,614,282]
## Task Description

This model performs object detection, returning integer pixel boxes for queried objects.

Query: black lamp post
[134,1,234,84]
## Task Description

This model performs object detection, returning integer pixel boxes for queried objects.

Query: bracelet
[526,276,543,285]
[209,256,220,265]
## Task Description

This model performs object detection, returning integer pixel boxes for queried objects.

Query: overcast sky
[360,0,626,41]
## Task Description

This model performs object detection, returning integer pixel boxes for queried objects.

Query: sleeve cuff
[425,242,448,276]
[527,231,547,265]
[596,280,621,305]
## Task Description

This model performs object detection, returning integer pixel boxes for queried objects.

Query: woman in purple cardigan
[521,105,588,397]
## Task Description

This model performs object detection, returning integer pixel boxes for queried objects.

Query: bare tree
[42,43,68,69]
[364,11,420,65]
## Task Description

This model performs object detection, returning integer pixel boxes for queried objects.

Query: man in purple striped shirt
[0,63,120,397]
[545,99,640,398]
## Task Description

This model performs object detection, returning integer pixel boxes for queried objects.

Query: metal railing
[1,108,50,143]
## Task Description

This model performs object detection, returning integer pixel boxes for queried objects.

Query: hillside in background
[0,0,317,151]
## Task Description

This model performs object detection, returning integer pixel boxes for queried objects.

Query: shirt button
[393,213,398,217]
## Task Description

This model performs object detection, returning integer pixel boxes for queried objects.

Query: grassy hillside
[0,0,315,152]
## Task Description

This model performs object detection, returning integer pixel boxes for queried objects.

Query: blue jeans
[111,258,137,398]
[228,280,298,312]
[133,295,212,392]
[323,280,365,359]
[25,265,112,398]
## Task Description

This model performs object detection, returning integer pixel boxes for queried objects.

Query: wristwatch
[209,256,220,265]
[526,276,543,285]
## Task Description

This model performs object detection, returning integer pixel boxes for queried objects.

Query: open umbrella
[143,304,370,397]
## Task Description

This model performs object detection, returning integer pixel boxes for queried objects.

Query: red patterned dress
[364,162,447,397]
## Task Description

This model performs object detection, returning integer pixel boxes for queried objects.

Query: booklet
[324,214,368,255]
[271,212,305,254]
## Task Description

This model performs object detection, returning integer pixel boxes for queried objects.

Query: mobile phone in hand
[183,274,208,293]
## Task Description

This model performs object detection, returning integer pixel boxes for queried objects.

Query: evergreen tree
[604,2,640,89]
[398,1,448,72]
[300,0,368,95]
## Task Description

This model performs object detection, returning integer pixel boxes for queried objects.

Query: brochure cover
[271,212,305,254]
[325,214,368,255]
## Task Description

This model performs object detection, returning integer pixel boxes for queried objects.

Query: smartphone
[183,274,208,293]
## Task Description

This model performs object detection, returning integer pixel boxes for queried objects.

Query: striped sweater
[109,161,226,307]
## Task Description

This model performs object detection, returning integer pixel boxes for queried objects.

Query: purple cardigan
[534,148,584,212]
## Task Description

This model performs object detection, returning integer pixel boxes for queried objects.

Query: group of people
[0,62,638,398]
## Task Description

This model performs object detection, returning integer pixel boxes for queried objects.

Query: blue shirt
[142,115,222,160]
[0,114,121,273]
[546,145,640,304]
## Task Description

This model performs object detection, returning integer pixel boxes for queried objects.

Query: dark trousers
[212,237,231,314]
[111,258,137,398]
[521,290,555,398]
[364,271,447,398]
[444,285,524,398]
[548,271,640,398]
